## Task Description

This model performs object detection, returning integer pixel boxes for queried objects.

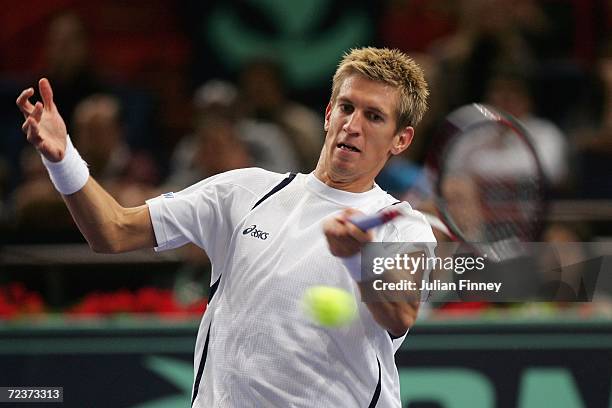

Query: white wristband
[341,253,363,282]
[41,135,89,195]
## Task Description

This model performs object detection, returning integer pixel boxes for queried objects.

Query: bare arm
[323,209,418,337]
[62,178,156,253]
[17,78,156,253]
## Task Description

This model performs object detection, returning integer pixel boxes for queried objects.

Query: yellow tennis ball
[303,286,357,327]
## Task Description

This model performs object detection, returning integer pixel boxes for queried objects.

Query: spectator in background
[430,0,547,110]
[166,79,298,189]
[72,94,159,207]
[238,58,323,171]
[484,70,569,190]
[167,115,252,189]
[572,40,612,198]
[166,80,238,188]
[43,11,105,123]
[12,147,73,233]
[379,0,458,54]
[42,10,160,178]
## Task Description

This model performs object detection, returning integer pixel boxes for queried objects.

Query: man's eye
[367,112,383,122]
[339,104,353,113]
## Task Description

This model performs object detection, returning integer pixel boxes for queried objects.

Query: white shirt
[146,169,436,407]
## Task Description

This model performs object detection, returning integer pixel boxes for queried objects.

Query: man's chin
[330,160,356,176]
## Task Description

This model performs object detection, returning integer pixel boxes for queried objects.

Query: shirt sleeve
[383,203,437,244]
[147,178,229,261]
[145,170,265,266]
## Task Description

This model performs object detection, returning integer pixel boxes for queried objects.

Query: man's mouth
[337,142,361,153]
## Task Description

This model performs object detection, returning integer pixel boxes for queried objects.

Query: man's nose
[342,111,363,135]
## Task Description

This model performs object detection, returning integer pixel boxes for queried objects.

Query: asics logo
[242,225,270,240]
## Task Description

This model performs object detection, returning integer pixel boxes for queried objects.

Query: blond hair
[331,47,429,130]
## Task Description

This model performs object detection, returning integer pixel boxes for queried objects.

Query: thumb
[39,78,55,111]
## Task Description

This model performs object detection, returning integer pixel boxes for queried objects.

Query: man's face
[321,74,413,189]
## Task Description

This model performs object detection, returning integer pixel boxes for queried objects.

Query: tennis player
[17,47,435,407]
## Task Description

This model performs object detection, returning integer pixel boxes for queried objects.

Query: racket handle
[349,209,402,231]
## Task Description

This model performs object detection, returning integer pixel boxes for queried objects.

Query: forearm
[358,283,419,337]
[340,250,422,336]
[62,177,155,253]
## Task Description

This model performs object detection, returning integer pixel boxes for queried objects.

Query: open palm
[16,78,68,162]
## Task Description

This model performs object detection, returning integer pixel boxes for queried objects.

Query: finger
[325,233,361,257]
[330,215,371,243]
[324,222,365,256]
[21,105,42,134]
[21,117,33,133]
[344,221,373,244]
[25,118,43,145]
[23,117,39,137]
[323,216,352,239]
[31,102,43,122]
[39,78,54,111]
[16,88,35,118]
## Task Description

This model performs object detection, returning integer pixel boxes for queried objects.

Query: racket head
[419,103,548,245]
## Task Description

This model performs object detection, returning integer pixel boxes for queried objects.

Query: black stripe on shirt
[368,357,382,408]
[191,275,221,406]
[251,172,297,210]
[208,276,220,302]
[191,322,212,406]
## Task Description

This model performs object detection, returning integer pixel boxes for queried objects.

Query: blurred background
[0,0,611,407]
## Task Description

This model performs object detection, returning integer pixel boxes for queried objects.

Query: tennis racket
[350,103,547,261]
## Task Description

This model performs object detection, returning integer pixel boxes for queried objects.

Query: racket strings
[437,121,544,243]
[480,178,541,239]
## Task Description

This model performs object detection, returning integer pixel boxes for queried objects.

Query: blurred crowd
[1,0,611,245]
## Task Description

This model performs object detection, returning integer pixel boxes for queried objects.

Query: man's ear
[390,126,414,156]
[324,102,332,132]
